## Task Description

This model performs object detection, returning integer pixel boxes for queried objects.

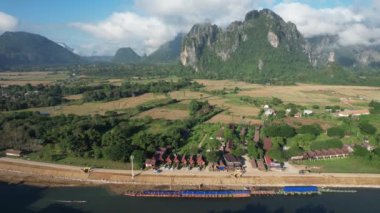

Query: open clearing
[24,93,166,116]
[237,83,380,108]
[0,71,69,86]
[135,108,189,120]
[206,113,262,125]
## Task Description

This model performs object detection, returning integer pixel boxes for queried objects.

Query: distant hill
[180,9,310,82]
[145,34,184,64]
[306,35,380,68]
[112,47,142,64]
[0,31,81,67]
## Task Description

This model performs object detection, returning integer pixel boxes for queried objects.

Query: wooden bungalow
[189,155,195,167]
[197,155,206,167]
[173,155,180,167]
[165,155,172,165]
[181,155,187,167]
[253,126,260,143]
[223,154,242,169]
[263,137,272,151]
[225,140,234,153]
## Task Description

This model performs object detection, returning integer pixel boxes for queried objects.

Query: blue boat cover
[283,186,318,193]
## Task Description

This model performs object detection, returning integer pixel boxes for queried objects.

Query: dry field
[135,108,189,120]
[283,117,334,130]
[195,79,259,91]
[25,93,166,116]
[206,113,262,125]
[0,71,68,86]
[237,83,380,108]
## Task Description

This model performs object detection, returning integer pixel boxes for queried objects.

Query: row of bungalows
[145,152,206,169]
[300,147,352,160]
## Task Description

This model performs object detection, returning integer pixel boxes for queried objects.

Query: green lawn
[27,154,132,169]
[298,157,380,174]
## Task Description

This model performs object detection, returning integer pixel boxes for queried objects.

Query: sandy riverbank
[1,157,380,194]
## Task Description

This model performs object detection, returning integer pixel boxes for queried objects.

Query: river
[1,183,380,213]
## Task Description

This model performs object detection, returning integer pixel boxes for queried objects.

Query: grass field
[27,154,131,169]
[24,93,167,116]
[299,157,380,174]
[0,71,69,86]
[136,108,189,120]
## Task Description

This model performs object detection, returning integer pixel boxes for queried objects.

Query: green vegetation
[310,139,343,151]
[301,157,380,173]
[264,124,296,138]
[327,127,345,138]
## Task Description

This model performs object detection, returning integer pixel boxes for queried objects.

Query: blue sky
[0,0,377,55]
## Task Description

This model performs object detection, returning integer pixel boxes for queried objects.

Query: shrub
[264,124,296,138]
[327,127,345,138]
[297,124,323,136]
[353,145,369,157]
[358,122,377,135]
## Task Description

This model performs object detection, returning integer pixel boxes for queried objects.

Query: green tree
[358,122,377,135]
[297,124,323,136]
[327,127,345,138]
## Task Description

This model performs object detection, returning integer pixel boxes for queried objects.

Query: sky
[0,0,378,56]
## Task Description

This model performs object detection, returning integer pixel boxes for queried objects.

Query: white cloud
[274,2,380,46]
[72,0,262,55]
[0,11,18,33]
[71,12,177,54]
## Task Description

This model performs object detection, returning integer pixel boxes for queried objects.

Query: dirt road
[1,157,380,190]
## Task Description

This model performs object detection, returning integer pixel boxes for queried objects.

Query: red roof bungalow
[155,147,167,162]
[263,137,272,151]
[189,155,195,166]
[181,155,188,166]
[253,126,260,143]
[165,155,172,165]
[197,155,206,166]
[5,149,22,157]
[240,127,247,137]
[264,155,272,166]
[173,155,180,165]
[225,140,234,153]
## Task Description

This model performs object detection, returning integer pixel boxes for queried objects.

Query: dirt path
[1,157,380,189]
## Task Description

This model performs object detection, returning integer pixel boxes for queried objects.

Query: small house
[337,109,370,117]
[294,112,302,118]
[5,149,22,157]
[223,154,242,168]
[197,155,206,167]
[189,155,195,166]
[303,110,313,116]
[263,137,272,151]
[253,126,260,143]
[145,158,156,168]
[165,155,172,165]
[225,140,234,153]
[173,155,180,166]
[181,155,188,167]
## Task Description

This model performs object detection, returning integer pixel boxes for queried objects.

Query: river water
[1,183,380,213]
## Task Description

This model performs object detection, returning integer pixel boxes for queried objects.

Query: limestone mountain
[112,47,142,64]
[306,35,380,68]
[180,9,310,81]
[0,31,80,67]
[145,33,184,64]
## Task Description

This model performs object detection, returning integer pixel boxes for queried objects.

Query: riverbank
[1,157,380,194]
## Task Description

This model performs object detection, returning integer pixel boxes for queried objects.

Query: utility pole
[130,155,134,180]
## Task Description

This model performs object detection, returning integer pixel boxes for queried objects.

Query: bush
[353,145,369,157]
[358,122,377,135]
[310,139,343,150]
[264,124,296,138]
[327,127,345,138]
[297,124,323,136]
[373,148,380,157]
